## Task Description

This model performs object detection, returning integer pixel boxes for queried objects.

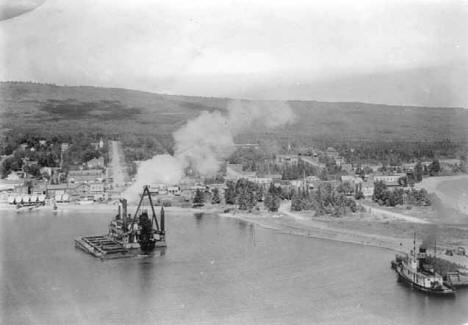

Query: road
[109,140,129,194]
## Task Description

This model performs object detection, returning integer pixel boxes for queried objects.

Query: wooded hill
[1,81,467,152]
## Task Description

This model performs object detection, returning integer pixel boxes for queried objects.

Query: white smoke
[123,99,295,200]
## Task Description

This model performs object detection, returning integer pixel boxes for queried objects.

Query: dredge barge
[75,186,166,259]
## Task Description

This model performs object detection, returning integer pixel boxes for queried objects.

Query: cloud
[0,0,467,106]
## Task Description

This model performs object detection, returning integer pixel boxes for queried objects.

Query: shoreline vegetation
[2,175,467,268]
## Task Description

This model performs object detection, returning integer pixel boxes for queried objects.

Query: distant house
[71,183,92,199]
[46,184,70,197]
[6,171,23,181]
[91,138,105,150]
[374,174,406,187]
[19,143,28,150]
[167,186,181,196]
[402,163,416,172]
[90,183,104,193]
[341,163,353,173]
[421,161,432,168]
[305,176,321,189]
[234,143,260,150]
[61,143,69,152]
[39,140,47,146]
[289,179,305,188]
[335,157,346,167]
[341,175,363,187]
[86,157,105,169]
[68,169,104,184]
[276,154,299,165]
[39,167,60,178]
[360,163,381,173]
[326,147,339,159]
[89,183,106,200]
[248,177,273,186]
[257,173,282,181]
[439,158,462,168]
[362,184,375,198]
[226,164,256,180]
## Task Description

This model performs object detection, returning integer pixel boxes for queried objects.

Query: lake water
[1,208,468,325]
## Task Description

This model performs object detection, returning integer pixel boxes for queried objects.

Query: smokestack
[121,199,127,230]
[160,205,165,234]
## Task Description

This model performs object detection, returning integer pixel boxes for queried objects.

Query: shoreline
[0,197,468,267]
[220,208,411,253]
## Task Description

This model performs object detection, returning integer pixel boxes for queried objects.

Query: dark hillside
[1,82,467,148]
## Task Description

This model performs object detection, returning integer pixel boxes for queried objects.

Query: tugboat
[393,235,455,296]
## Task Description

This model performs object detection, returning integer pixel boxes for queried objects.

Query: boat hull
[396,267,456,296]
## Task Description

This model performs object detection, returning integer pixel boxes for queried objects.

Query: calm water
[1,208,467,325]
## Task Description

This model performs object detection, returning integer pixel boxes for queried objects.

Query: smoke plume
[123,99,295,200]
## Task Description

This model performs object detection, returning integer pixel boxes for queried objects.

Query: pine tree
[225,180,236,204]
[264,183,281,212]
[193,189,205,206]
[211,188,221,204]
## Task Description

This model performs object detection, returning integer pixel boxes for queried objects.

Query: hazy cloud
[0,0,467,107]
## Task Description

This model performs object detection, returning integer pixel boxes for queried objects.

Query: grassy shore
[220,202,468,269]
[3,196,467,268]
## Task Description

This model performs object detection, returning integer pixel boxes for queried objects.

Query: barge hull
[396,270,456,296]
[74,235,132,260]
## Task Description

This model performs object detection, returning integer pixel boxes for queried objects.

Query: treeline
[291,183,357,217]
[316,140,463,165]
[223,178,286,212]
[224,179,264,211]
[372,181,431,207]
[228,147,325,179]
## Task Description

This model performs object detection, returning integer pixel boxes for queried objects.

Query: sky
[0,0,467,107]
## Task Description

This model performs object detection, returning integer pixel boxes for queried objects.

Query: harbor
[2,208,468,325]
[1,1,468,323]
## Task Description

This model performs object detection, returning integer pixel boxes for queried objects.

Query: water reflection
[1,209,468,325]
[194,212,204,225]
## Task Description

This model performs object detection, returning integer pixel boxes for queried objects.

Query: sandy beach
[417,174,468,217]
[220,201,468,269]
[3,190,468,268]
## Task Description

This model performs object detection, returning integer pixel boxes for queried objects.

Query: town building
[402,162,417,172]
[341,175,363,187]
[276,154,299,165]
[326,147,339,159]
[247,177,273,186]
[226,164,256,180]
[68,169,104,184]
[46,183,70,198]
[374,173,406,187]
[341,163,354,173]
[362,183,375,198]
[86,157,105,169]
[167,186,181,196]
[6,171,24,181]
